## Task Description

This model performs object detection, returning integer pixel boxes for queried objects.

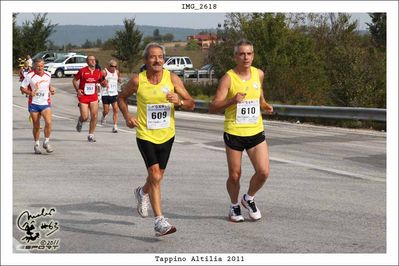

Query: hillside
[50,25,217,46]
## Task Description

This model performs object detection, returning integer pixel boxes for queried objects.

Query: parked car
[33,51,85,63]
[44,54,87,78]
[163,56,193,71]
[188,64,215,78]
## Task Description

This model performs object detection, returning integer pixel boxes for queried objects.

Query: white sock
[89,134,94,138]
[139,187,146,196]
[231,203,239,208]
[35,140,40,146]
[245,194,254,201]
[155,215,164,223]
[44,138,50,144]
[114,124,118,128]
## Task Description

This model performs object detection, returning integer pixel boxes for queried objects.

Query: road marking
[13,103,384,183]
[197,143,385,183]
[13,237,30,253]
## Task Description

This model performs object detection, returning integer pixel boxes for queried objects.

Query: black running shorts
[101,95,117,104]
[136,137,175,169]
[223,131,265,151]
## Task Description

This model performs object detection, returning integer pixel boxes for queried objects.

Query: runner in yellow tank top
[118,43,195,236]
[136,68,176,144]
[224,66,264,136]
[210,39,274,223]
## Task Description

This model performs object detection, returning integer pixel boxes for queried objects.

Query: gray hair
[143,42,166,59]
[233,39,254,55]
[108,59,117,66]
[33,58,45,65]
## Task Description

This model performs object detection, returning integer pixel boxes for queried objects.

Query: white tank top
[101,68,119,96]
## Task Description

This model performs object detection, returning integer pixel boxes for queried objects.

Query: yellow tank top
[136,70,175,144]
[224,66,264,136]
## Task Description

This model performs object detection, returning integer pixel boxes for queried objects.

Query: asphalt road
[12,76,386,254]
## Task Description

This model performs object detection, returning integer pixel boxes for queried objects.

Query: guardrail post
[196,69,199,82]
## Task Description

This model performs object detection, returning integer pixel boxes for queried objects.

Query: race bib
[146,104,171,129]
[236,99,260,124]
[108,80,118,96]
[84,83,96,95]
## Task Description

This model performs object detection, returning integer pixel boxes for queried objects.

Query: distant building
[186,34,218,49]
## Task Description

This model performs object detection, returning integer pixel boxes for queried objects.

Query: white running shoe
[241,195,262,221]
[100,116,106,125]
[134,186,150,217]
[112,126,118,133]
[34,144,42,154]
[154,216,176,237]
[228,205,244,222]
[43,142,54,153]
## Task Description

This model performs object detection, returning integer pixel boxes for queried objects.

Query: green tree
[153,28,161,42]
[20,13,57,57]
[101,38,115,50]
[367,13,386,50]
[142,36,155,47]
[112,18,143,72]
[13,13,23,66]
[209,13,329,104]
[307,13,385,107]
[95,38,103,48]
[185,39,200,50]
[81,39,93,48]
[163,33,174,42]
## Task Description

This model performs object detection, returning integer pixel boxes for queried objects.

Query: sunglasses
[110,65,117,68]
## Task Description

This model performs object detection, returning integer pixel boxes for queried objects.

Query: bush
[185,82,217,100]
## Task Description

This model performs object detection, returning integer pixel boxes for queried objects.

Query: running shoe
[241,194,262,220]
[134,186,150,217]
[76,118,82,132]
[112,126,118,133]
[228,205,244,222]
[34,144,42,154]
[87,135,96,142]
[43,142,54,153]
[100,116,106,125]
[154,216,176,237]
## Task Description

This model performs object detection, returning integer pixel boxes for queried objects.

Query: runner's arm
[20,77,32,96]
[209,74,246,113]
[169,73,195,110]
[117,73,139,128]
[258,69,273,114]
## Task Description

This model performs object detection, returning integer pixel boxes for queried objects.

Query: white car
[44,54,87,78]
[163,56,193,71]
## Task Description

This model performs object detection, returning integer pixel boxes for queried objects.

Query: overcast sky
[15,13,372,30]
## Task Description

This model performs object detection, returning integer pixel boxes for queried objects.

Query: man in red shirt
[72,55,103,142]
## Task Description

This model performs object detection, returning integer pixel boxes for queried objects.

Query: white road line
[13,103,384,183]
[13,237,30,253]
[197,143,385,183]
[269,156,385,183]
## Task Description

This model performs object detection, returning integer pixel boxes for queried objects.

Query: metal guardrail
[126,97,386,122]
[271,104,386,122]
[190,100,386,122]
[173,69,216,82]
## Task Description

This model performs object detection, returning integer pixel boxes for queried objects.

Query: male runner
[118,43,195,236]
[20,58,56,154]
[210,39,273,222]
